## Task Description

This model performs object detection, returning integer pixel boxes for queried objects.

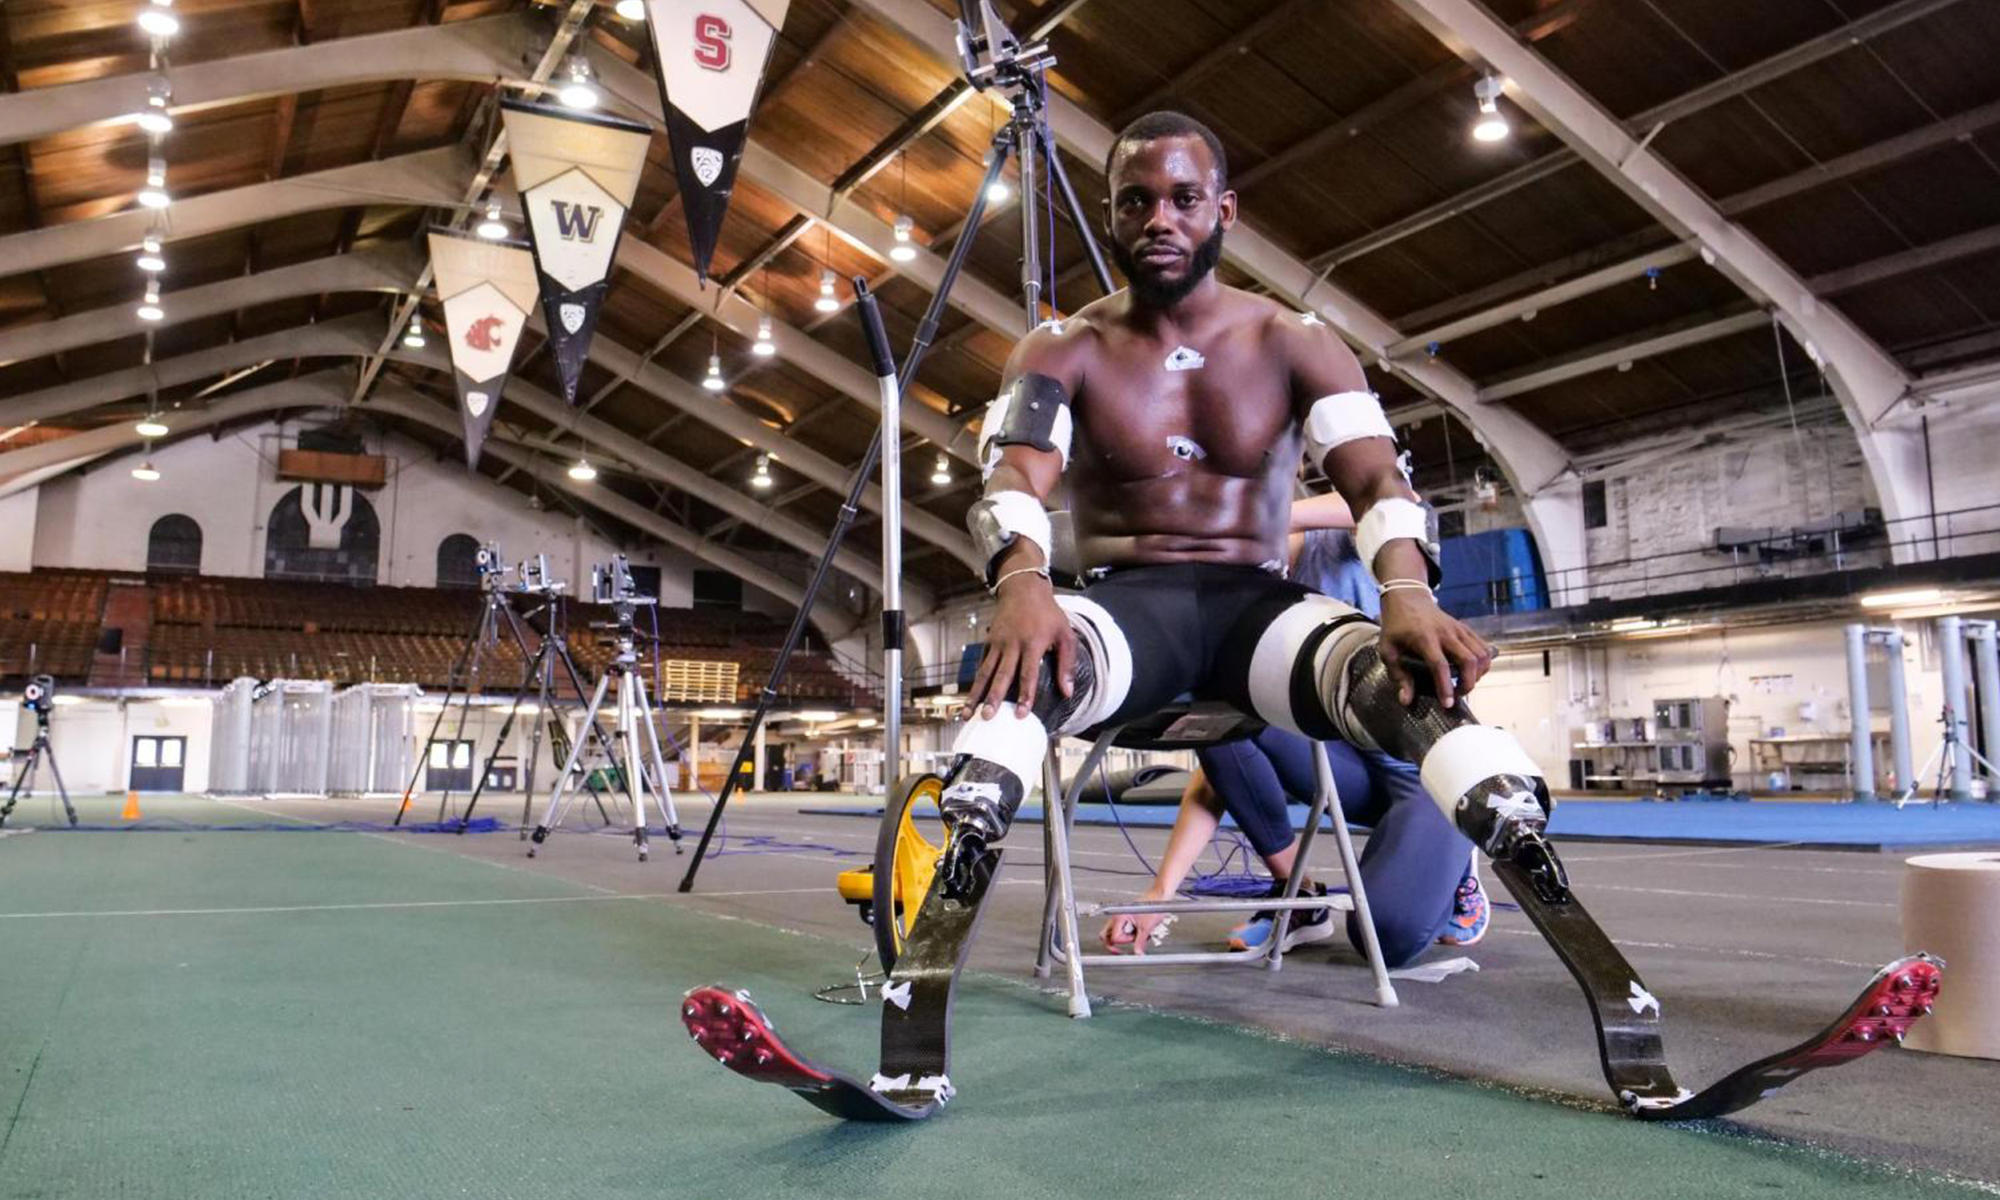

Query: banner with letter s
[645,0,790,282]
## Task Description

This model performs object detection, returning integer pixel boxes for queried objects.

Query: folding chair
[1033,701,1401,1017]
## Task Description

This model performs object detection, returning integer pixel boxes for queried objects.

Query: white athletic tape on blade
[1627,981,1662,1017]
[881,980,911,1011]
[870,1073,911,1093]
[916,1074,954,1102]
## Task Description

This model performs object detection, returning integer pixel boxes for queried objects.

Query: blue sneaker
[1438,858,1489,947]
[1227,885,1336,952]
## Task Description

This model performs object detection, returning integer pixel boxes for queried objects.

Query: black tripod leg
[676,137,1016,893]
[1,753,31,826]
[459,641,549,833]
[397,599,487,826]
[1042,129,1115,295]
[41,743,74,827]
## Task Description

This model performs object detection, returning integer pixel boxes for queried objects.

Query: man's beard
[1111,220,1225,310]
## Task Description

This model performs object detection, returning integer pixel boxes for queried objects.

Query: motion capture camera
[953,0,1052,90]
[514,554,565,596]
[474,542,507,588]
[589,554,655,607]
[21,675,55,716]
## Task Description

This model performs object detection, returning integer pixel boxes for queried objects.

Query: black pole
[395,594,487,825]
[1042,127,1115,295]
[676,139,1017,893]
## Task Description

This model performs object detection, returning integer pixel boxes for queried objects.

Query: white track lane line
[1487,926,1877,971]
[1579,882,1894,908]
[0,887,848,921]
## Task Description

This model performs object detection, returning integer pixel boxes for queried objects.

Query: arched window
[146,514,203,575]
[436,534,482,589]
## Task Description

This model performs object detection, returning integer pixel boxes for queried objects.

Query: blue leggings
[1197,729,1472,968]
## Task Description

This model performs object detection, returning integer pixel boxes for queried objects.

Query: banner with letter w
[500,100,651,405]
[428,230,539,469]
[645,0,790,282]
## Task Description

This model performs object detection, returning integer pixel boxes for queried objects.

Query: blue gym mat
[799,799,2000,850]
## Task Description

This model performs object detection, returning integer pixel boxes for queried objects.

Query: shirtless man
[939,110,1549,897]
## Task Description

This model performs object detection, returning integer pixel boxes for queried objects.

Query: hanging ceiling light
[402,318,426,349]
[1471,75,1510,143]
[615,0,645,18]
[985,178,1011,205]
[475,201,508,240]
[134,414,170,438]
[930,452,951,486]
[135,79,174,133]
[136,280,165,322]
[890,214,919,263]
[702,353,726,392]
[131,459,162,482]
[137,156,170,209]
[752,314,777,357]
[751,454,774,489]
[568,457,597,482]
[557,55,599,110]
[137,0,179,38]
[815,268,840,313]
[136,234,165,274]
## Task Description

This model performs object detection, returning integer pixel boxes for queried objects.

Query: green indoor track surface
[0,795,1984,1199]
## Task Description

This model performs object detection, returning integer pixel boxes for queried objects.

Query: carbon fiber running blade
[1493,855,1944,1121]
[682,850,1000,1121]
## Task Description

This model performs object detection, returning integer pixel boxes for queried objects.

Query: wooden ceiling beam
[1111,0,1321,131]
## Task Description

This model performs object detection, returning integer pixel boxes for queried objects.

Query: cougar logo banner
[428,230,538,469]
[645,0,790,281]
[500,101,651,405]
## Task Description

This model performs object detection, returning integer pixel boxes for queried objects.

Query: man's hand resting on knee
[1376,586,1493,710]
[963,546,1076,721]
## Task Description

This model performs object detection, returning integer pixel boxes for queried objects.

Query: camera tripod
[1895,705,2000,808]
[677,0,1113,890]
[528,595,682,862]
[1,708,76,828]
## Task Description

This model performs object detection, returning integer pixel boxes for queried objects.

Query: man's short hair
[1105,111,1228,191]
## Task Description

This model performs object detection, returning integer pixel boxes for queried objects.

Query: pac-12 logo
[550,199,605,242]
[692,13,731,71]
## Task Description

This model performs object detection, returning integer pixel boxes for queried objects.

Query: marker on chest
[1163,345,1205,372]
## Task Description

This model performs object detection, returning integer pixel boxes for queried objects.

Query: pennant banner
[645,0,790,282]
[500,101,651,405]
[428,230,539,470]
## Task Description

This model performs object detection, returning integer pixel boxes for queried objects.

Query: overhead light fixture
[702,353,726,392]
[134,415,170,438]
[616,0,645,17]
[402,319,426,349]
[815,268,840,313]
[1472,74,1510,142]
[751,454,774,489]
[930,452,951,486]
[137,0,179,38]
[136,282,164,322]
[1608,617,1659,632]
[135,80,174,133]
[557,55,599,110]
[135,235,166,273]
[985,178,1011,205]
[568,457,597,482]
[137,157,170,209]
[751,314,776,357]
[1861,587,1943,609]
[475,202,508,240]
[890,214,918,263]
[131,460,162,482]
[695,708,749,720]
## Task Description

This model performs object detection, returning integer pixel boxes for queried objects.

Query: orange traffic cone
[121,790,142,821]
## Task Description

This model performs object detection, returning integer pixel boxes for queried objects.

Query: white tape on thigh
[950,706,1050,788]
[1246,595,1363,730]
[1054,594,1134,732]
[984,490,1052,566]
[1303,391,1393,467]
[977,391,1014,479]
[1419,725,1544,810]
[1354,497,1429,578]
